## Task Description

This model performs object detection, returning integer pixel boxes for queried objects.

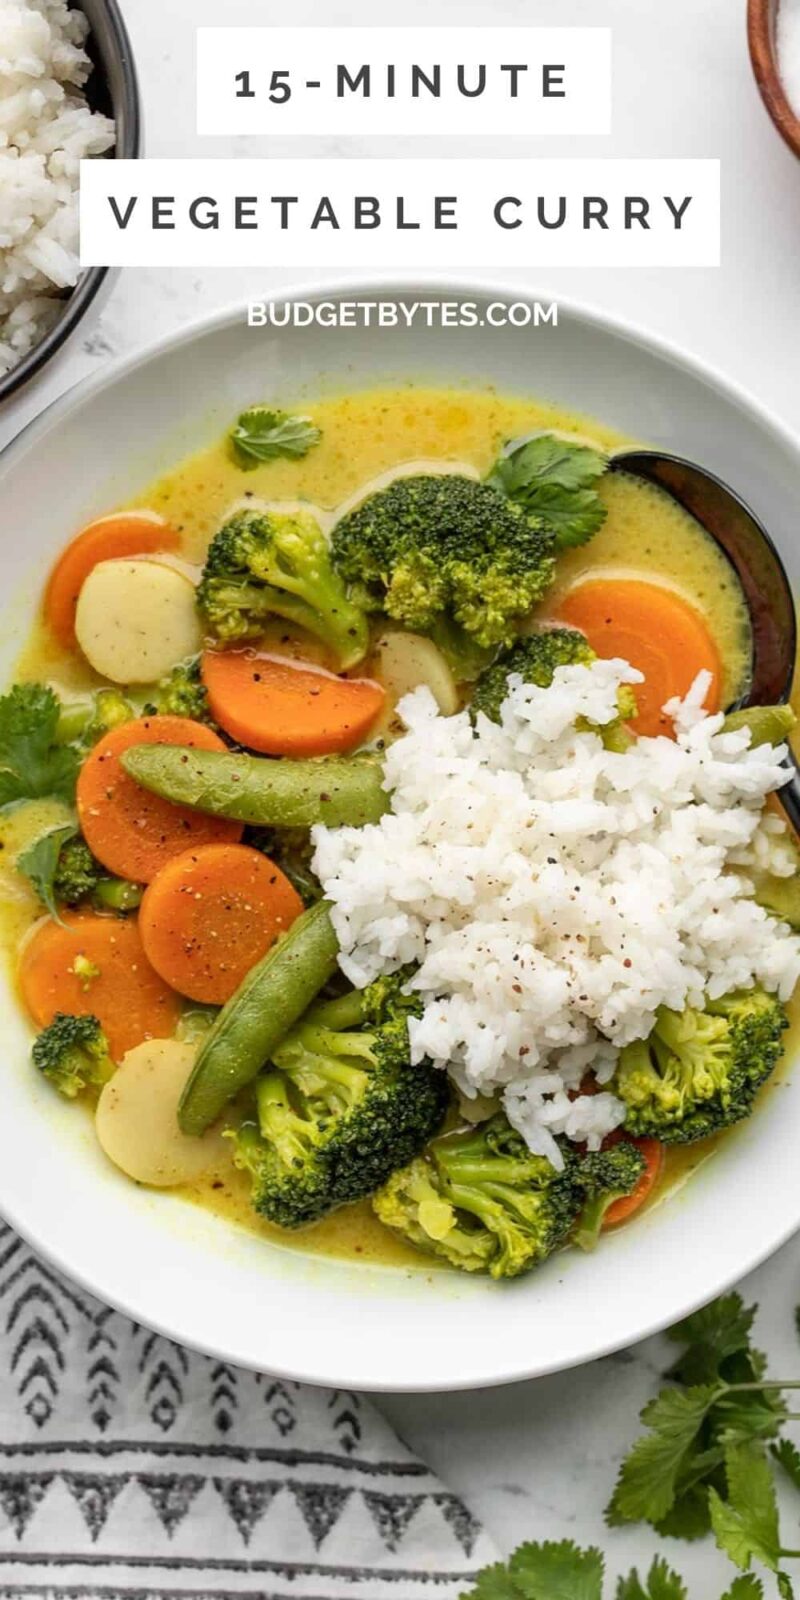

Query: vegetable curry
[0,383,795,1277]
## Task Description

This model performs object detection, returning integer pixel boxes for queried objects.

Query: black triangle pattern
[362,1490,427,1552]
[433,1492,483,1556]
[136,1473,204,1537]
[212,1477,282,1544]
[0,1473,54,1539]
[287,1481,353,1548]
[62,1473,129,1542]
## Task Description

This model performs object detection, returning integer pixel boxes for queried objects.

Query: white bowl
[2,276,800,1392]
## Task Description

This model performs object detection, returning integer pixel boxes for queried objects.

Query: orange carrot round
[19,912,182,1061]
[44,513,180,649]
[554,578,722,738]
[602,1137,664,1229]
[201,649,385,757]
[139,842,304,1004]
[77,716,242,883]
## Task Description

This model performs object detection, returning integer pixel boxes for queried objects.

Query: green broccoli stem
[56,701,94,743]
[441,1178,518,1234]
[438,1152,544,1187]
[93,877,143,912]
[256,1073,317,1165]
[428,618,497,682]
[297,1057,368,1111]
[267,571,368,672]
[279,1022,376,1064]
[304,990,368,1031]
[573,1193,618,1252]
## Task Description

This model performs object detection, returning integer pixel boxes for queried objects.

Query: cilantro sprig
[0,684,80,810]
[228,405,321,470]
[460,1538,758,1599]
[487,433,609,550]
[461,1293,800,1600]
[605,1293,800,1595]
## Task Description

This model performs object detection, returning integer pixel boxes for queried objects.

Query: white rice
[0,0,115,377]
[312,660,800,1167]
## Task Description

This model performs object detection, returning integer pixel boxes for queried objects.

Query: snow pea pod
[722,704,795,748]
[121,744,388,828]
[179,898,340,1135]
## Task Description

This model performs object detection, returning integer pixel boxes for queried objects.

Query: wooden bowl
[748,0,800,159]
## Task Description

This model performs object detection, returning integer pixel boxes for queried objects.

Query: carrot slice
[19,912,182,1061]
[602,1137,664,1228]
[554,578,722,738]
[44,513,181,649]
[77,716,243,883]
[201,649,385,757]
[139,842,304,1004]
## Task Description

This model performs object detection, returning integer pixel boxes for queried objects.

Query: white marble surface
[3,0,800,1589]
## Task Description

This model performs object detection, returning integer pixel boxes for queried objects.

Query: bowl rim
[0,0,142,408]
[748,0,800,161]
[4,270,800,1390]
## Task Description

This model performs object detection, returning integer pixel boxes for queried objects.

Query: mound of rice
[0,0,115,378]
[312,660,800,1166]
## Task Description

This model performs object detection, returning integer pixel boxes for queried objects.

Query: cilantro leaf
[509,1540,604,1600]
[615,1557,688,1600]
[778,1576,796,1600]
[654,1481,713,1541]
[0,684,79,809]
[17,823,76,921]
[709,1442,781,1573]
[460,1560,521,1600]
[719,1580,764,1599]
[491,436,607,496]
[771,1437,800,1491]
[518,484,607,548]
[666,1296,757,1386]
[228,406,321,469]
[607,1386,718,1527]
[488,435,608,552]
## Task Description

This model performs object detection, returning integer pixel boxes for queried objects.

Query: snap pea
[179,899,340,1135]
[121,745,388,829]
[722,704,795,748]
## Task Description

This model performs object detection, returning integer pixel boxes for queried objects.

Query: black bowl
[0,0,141,406]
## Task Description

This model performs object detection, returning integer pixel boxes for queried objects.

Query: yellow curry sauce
[0,384,784,1269]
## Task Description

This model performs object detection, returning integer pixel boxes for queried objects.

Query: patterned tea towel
[0,1222,497,1600]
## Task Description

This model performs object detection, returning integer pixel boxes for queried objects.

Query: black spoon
[609,449,800,830]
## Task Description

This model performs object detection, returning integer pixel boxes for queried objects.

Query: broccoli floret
[52,835,101,905]
[145,656,213,724]
[374,1115,586,1279]
[572,1142,648,1251]
[610,988,787,1144]
[471,628,637,746]
[196,508,369,669]
[32,1012,114,1099]
[57,687,134,749]
[230,996,448,1227]
[54,835,142,912]
[18,825,142,916]
[331,475,556,653]
[472,629,594,722]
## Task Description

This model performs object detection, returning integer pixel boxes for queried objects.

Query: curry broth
[0,384,777,1271]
